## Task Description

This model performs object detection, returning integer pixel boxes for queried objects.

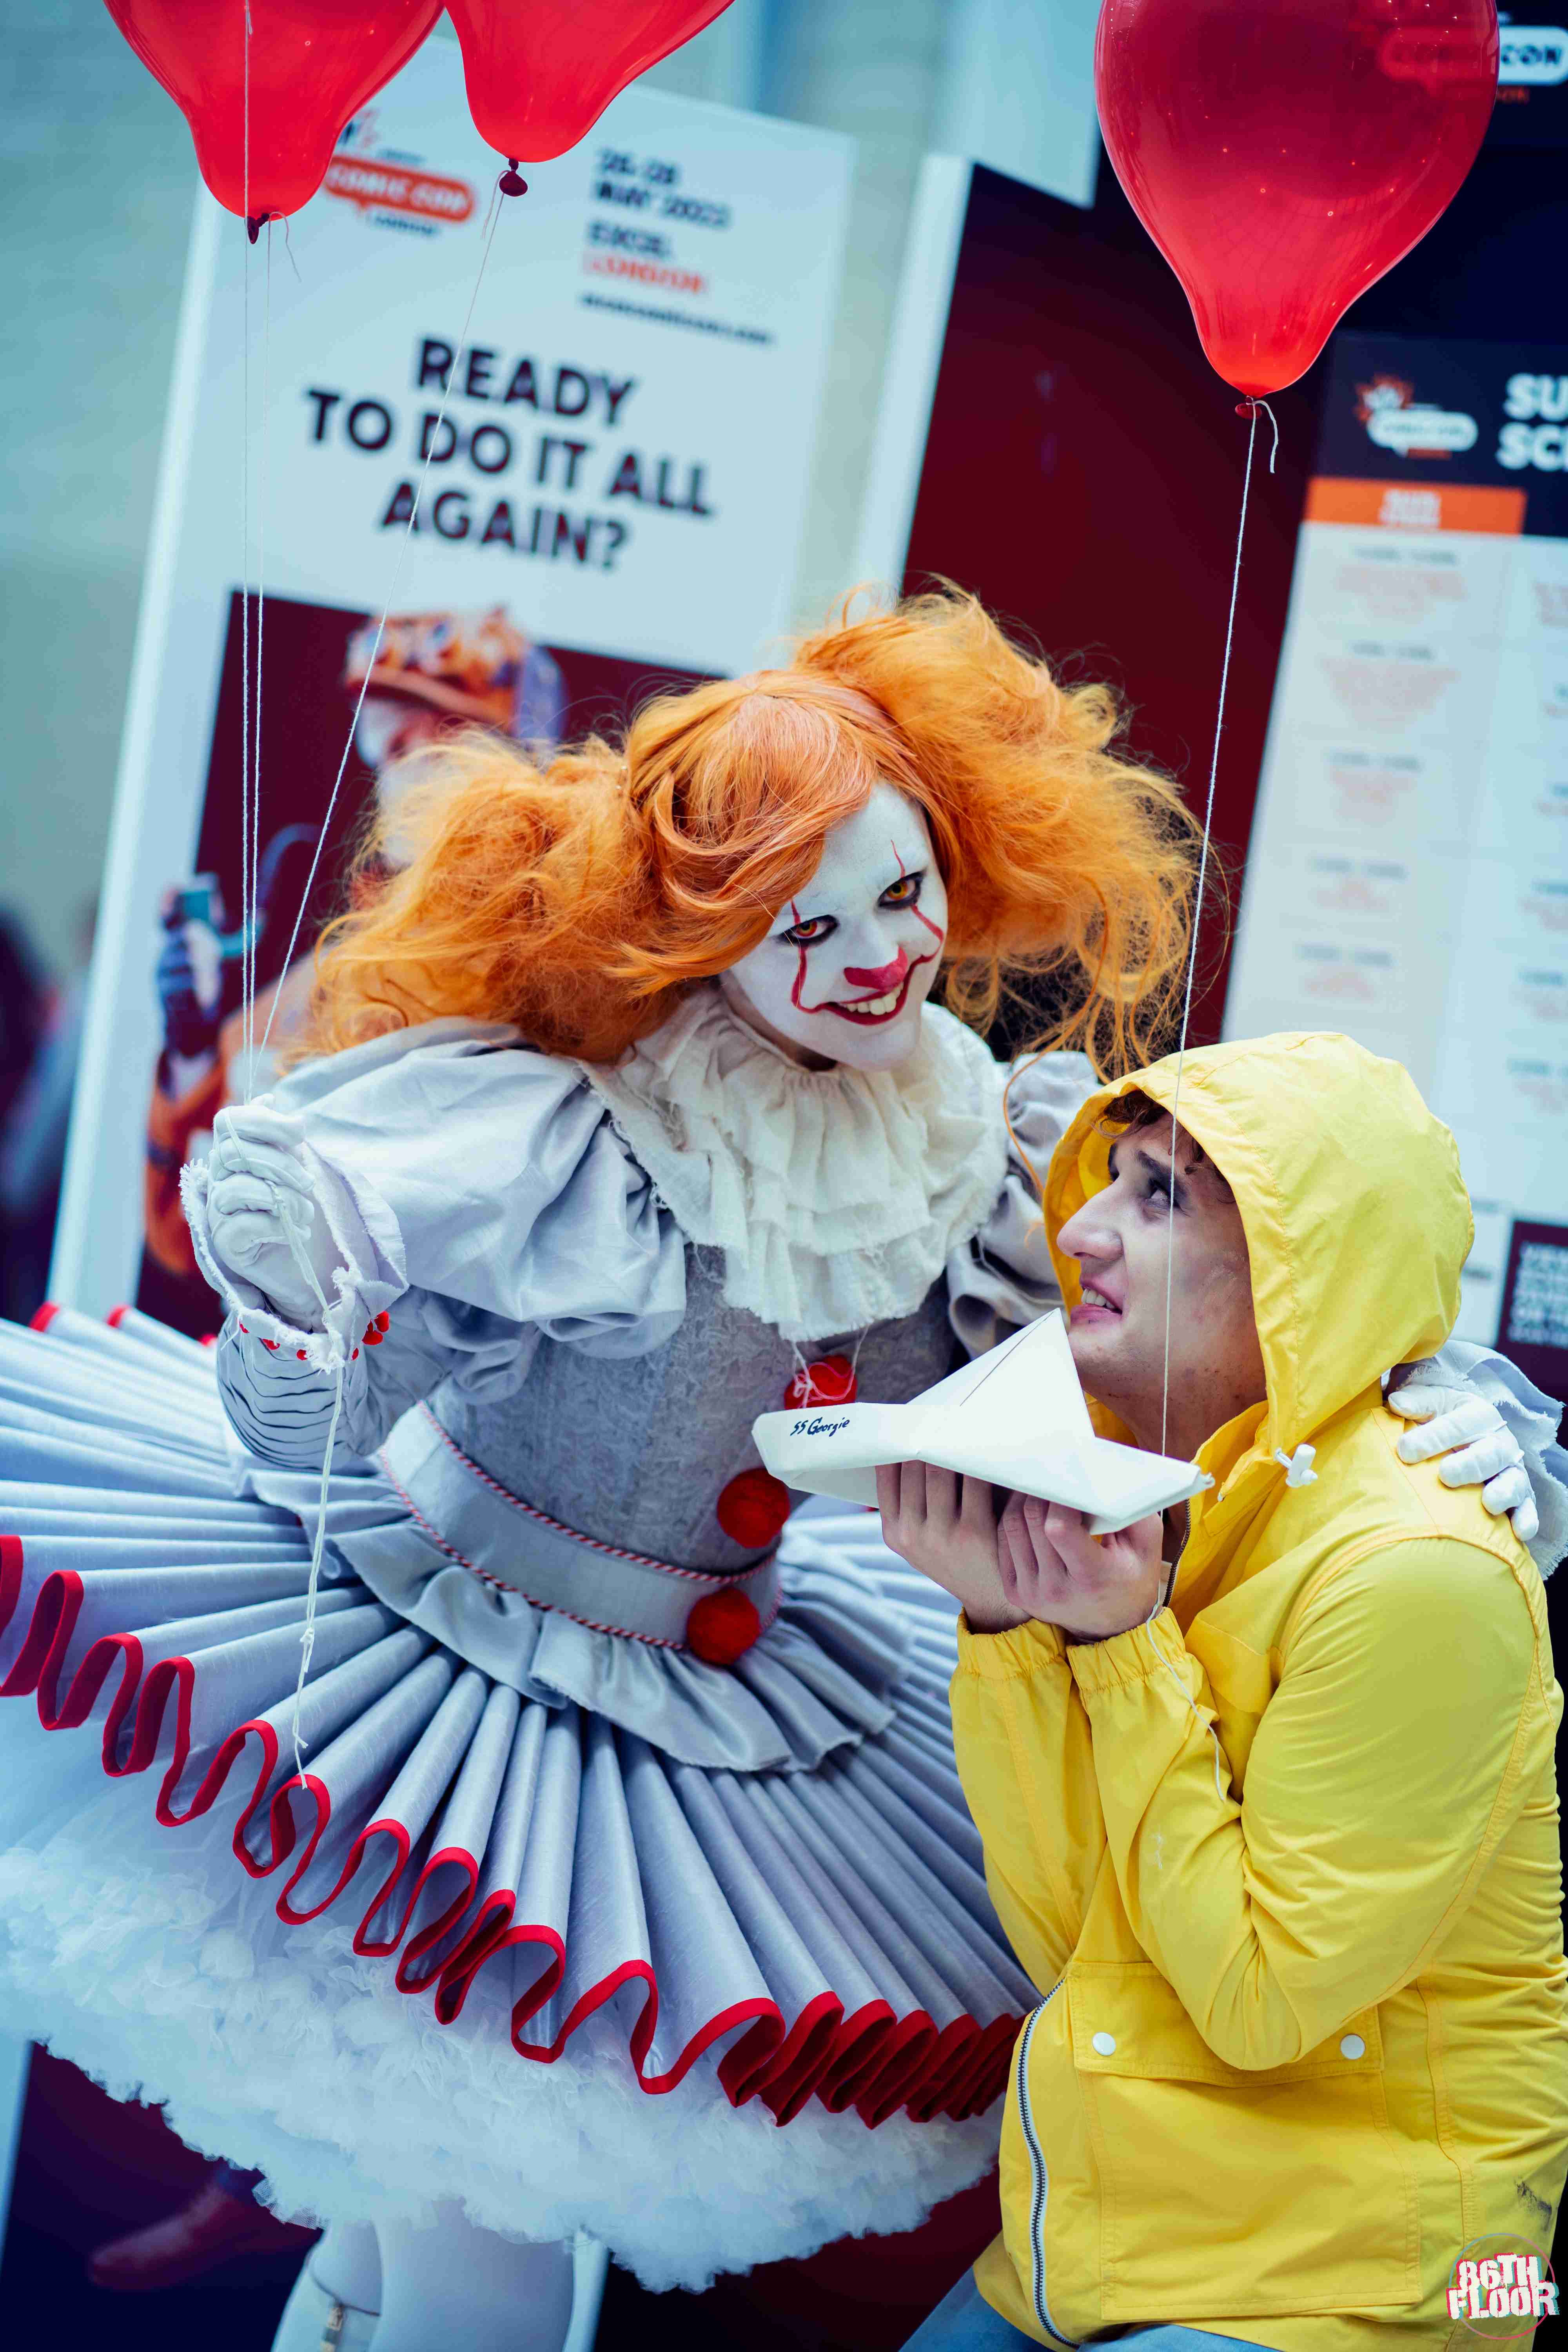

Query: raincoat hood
[1043,1031,1472,1468]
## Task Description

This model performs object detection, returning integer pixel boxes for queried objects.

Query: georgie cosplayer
[882,1036,1568,2352]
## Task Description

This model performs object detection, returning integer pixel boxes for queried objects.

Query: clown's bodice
[433,1242,962,1571]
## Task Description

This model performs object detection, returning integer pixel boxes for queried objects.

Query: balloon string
[245,217,272,1103]
[1244,395,1280,475]
[257,171,511,1787]
[238,0,253,1102]
[246,157,511,1784]
[256,182,510,1065]
[267,1195,348,1788]
[1159,397,1268,1459]
[1142,393,1272,1810]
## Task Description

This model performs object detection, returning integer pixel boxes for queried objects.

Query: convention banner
[52,40,852,1333]
[1225,334,1568,1384]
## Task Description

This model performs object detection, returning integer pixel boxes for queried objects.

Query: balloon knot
[245,212,275,244]
[499,162,528,198]
[1235,399,1258,417]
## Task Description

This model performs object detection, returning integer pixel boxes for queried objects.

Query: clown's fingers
[1480,1465,1539,1544]
[1434,1427,1524,1488]
[1395,1394,1501,1462]
[212,1210,290,1269]
[1387,1379,1475,1426]
[208,1128,314,1199]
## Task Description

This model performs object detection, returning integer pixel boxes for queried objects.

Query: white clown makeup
[719,784,948,1072]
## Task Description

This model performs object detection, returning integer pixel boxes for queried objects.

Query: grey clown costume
[0,994,1085,2286]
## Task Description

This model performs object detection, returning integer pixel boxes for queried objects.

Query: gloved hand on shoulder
[1387,1360,1539,1548]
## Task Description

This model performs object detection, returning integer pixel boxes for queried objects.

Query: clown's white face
[719,784,948,1072]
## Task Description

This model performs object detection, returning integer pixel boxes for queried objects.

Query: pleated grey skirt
[0,1306,1035,2285]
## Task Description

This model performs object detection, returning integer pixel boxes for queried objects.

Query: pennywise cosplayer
[0,593,1557,2352]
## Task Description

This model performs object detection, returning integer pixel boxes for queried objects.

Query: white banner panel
[51,43,852,1320]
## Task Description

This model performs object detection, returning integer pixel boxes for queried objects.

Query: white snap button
[1340,2033,1365,2061]
[1091,2031,1116,2056]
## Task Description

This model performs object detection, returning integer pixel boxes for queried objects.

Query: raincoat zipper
[1015,1982,1076,2347]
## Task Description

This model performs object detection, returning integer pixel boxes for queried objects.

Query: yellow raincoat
[955,1033,1568,2349]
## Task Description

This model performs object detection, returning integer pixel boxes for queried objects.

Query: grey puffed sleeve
[946,1049,1100,1357]
[183,1019,688,1468]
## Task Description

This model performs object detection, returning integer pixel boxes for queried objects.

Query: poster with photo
[53,41,853,1329]
[1225,334,1568,1378]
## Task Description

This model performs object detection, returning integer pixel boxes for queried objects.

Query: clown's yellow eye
[880,872,922,906]
[781,914,835,947]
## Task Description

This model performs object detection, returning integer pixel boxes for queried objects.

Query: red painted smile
[824,959,932,1024]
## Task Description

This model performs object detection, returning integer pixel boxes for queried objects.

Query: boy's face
[1055,1114,1266,1448]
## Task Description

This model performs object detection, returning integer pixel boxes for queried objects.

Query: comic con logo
[1355,375,1478,458]
[1446,2236,1558,2338]
[324,109,475,231]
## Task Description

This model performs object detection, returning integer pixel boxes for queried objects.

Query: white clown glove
[1387,1361,1540,1547]
[205,1103,347,1331]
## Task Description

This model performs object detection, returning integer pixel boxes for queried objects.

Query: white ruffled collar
[577,984,1008,1343]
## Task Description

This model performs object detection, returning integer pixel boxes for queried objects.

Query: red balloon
[103,0,443,224]
[448,0,734,163]
[1094,0,1499,396]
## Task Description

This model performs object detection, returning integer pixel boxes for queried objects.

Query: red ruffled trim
[0,1537,1017,2129]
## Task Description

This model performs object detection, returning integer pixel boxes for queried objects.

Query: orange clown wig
[302,587,1204,1073]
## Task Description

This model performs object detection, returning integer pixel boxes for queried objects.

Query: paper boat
[753,1311,1209,1537]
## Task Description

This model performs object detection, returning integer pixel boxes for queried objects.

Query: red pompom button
[685,1588,763,1666]
[715,1468,792,1548]
[782,1354,858,1409]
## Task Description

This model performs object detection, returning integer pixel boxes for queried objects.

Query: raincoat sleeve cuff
[1066,1609,1187,1697]
[955,1616,1070,1677]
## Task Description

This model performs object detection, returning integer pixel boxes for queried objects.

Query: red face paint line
[889,836,947,955]
[790,946,812,1015]
[785,899,813,1016]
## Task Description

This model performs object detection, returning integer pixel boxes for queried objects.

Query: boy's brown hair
[1099,1087,1234,1199]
